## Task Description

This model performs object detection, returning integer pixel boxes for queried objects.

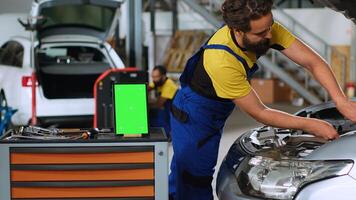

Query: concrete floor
[168,103,303,199]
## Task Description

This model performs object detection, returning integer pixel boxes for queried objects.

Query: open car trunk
[36,46,111,99]
[32,0,123,41]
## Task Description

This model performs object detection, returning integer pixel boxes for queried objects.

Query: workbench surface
[0,127,168,143]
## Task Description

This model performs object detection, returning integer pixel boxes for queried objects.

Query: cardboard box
[251,78,292,104]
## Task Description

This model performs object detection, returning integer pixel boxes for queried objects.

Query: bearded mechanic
[168,0,356,199]
[149,65,178,137]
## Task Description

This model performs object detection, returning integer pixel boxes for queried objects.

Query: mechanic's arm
[281,39,356,122]
[233,89,339,140]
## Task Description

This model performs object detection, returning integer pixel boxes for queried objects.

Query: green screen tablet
[113,83,149,135]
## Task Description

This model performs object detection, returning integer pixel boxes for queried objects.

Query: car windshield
[39,4,116,32]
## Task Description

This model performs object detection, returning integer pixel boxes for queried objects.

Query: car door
[0,40,33,125]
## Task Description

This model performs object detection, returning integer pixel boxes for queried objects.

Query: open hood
[30,0,124,41]
[313,0,356,23]
[234,99,356,158]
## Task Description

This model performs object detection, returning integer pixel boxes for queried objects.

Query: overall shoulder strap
[202,44,250,76]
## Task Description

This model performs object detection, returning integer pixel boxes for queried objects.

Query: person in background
[149,65,178,138]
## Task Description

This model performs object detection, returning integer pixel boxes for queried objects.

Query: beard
[153,78,166,87]
[242,36,270,56]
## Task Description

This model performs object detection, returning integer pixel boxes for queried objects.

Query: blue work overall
[168,42,258,200]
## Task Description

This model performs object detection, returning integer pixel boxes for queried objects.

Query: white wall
[274,8,352,45]
[0,13,30,46]
[142,12,214,64]
[0,0,32,45]
[142,12,214,39]
[0,0,32,14]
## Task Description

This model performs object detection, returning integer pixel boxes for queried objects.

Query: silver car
[216,100,356,200]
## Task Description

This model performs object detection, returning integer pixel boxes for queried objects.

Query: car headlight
[238,156,353,200]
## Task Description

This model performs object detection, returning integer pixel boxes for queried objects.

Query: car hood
[308,133,356,161]
[217,99,356,200]
[235,99,356,161]
[30,0,124,41]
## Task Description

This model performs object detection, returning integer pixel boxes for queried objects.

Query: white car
[0,0,125,127]
[216,100,356,200]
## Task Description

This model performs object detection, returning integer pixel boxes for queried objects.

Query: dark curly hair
[153,65,167,75]
[222,0,274,32]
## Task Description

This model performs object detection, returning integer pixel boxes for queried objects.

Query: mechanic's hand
[304,118,339,140]
[336,99,356,123]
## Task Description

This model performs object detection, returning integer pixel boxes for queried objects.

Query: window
[0,41,24,68]
[40,4,116,32]
[37,46,108,65]
[37,46,110,75]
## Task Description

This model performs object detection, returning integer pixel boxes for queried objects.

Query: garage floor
[168,103,303,199]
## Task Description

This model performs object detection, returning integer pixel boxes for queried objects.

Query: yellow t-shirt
[191,22,295,100]
[152,78,178,100]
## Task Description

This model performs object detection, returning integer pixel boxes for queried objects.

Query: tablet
[113,83,149,135]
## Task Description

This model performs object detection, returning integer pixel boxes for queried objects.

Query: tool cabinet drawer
[9,147,155,199]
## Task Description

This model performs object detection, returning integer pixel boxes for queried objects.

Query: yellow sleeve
[160,79,178,99]
[271,22,296,50]
[149,83,155,89]
[204,49,252,99]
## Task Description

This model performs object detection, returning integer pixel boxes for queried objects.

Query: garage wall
[274,8,352,45]
[0,0,32,14]
[0,13,29,46]
[0,0,32,46]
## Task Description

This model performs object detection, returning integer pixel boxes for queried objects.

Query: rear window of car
[37,46,110,75]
